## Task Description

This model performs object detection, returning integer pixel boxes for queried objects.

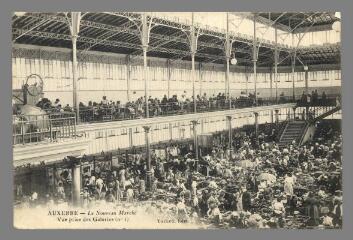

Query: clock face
[26,74,43,96]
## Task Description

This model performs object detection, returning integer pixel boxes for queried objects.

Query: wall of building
[77,106,292,155]
[12,44,341,106]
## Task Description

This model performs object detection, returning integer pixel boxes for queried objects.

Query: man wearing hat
[199,190,209,217]
[237,186,251,212]
[53,98,61,108]
[332,190,343,227]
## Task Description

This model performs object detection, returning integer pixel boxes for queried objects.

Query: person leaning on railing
[63,104,73,112]
[335,96,341,107]
[37,91,310,122]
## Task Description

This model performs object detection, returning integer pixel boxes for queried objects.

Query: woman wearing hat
[176,198,188,222]
[305,192,320,226]
[82,187,90,208]
[207,202,222,225]
[199,190,209,217]
[115,179,122,202]
[236,186,251,212]
[284,172,295,198]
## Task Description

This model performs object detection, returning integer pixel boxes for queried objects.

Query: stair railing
[278,121,289,143]
[310,105,341,123]
[298,121,310,145]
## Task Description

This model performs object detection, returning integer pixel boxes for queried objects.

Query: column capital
[226,115,232,120]
[142,44,148,51]
[143,125,151,132]
[275,109,280,113]
[126,54,131,62]
[254,112,259,116]
[191,119,198,125]
[66,156,81,167]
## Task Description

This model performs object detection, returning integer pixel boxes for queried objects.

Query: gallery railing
[75,96,297,123]
[23,94,340,125]
[12,112,77,145]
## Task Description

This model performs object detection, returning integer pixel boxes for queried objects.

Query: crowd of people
[298,90,340,107]
[31,91,284,123]
[28,89,338,124]
[15,119,342,229]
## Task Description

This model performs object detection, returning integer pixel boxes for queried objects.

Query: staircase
[312,105,341,122]
[277,105,341,148]
[278,121,307,148]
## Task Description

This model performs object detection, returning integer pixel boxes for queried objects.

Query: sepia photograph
[11,11,342,229]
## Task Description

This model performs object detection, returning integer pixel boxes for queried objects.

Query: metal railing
[308,105,342,122]
[296,94,339,107]
[27,94,340,126]
[75,96,297,124]
[13,112,76,145]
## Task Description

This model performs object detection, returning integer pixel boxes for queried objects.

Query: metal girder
[13,28,138,48]
[13,18,51,42]
[22,12,141,37]
[135,31,188,56]
[258,50,293,67]
[19,13,233,52]
[256,12,287,37]
[15,27,337,67]
[14,12,334,53]
[19,12,293,52]
[293,13,325,53]
[252,12,286,59]
[290,13,321,34]
[256,12,336,33]
[296,43,340,53]
[12,12,340,67]
[13,28,227,62]
[253,13,292,32]
[81,20,138,52]
[12,13,296,60]
[170,37,225,63]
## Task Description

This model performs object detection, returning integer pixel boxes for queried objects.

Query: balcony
[12,112,90,166]
[76,96,296,124]
[12,112,76,145]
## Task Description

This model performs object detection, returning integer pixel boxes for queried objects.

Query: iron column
[71,159,81,206]
[167,59,171,99]
[275,109,279,124]
[126,55,131,101]
[142,13,150,118]
[143,45,149,118]
[305,67,309,119]
[191,13,197,113]
[253,14,258,106]
[225,12,232,110]
[143,125,152,190]
[291,52,297,101]
[69,12,81,122]
[191,120,199,171]
[254,112,259,140]
[226,116,233,152]
[274,27,279,104]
